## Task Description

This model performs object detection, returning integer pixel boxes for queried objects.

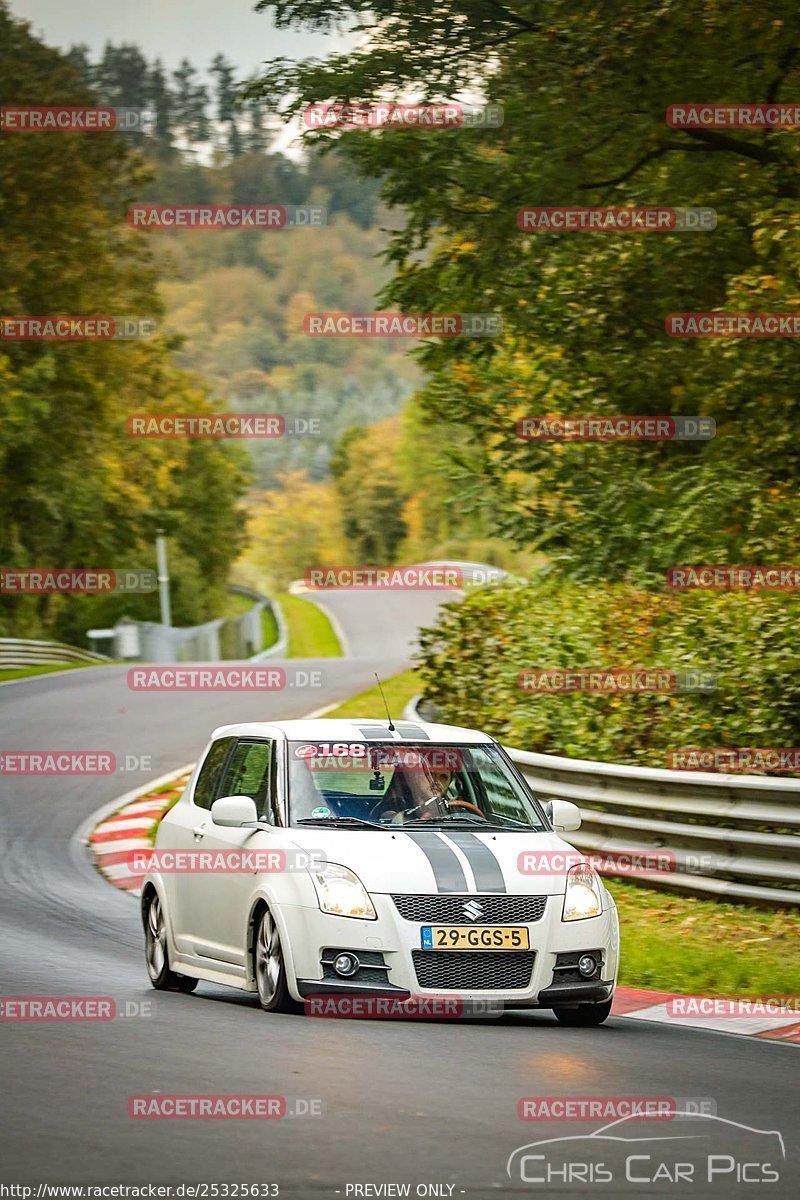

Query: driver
[378,755,455,823]
[404,761,455,820]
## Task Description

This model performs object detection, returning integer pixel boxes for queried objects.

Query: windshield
[287,741,546,830]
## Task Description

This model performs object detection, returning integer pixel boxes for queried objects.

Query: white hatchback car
[142,718,619,1024]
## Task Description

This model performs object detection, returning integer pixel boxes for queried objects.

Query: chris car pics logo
[506,1112,784,1187]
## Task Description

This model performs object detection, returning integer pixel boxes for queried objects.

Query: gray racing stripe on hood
[442,831,506,893]
[404,830,469,893]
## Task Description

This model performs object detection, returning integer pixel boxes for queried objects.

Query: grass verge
[261,605,279,650]
[612,881,800,997]
[324,669,420,720]
[0,661,105,682]
[276,593,342,658]
[221,592,279,652]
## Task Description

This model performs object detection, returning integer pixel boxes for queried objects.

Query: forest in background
[67,43,420,492]
[63,39,514,590]
[0,14,511,644]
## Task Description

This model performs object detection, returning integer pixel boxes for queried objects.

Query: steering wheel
[382,796,487,822]
[442,798,486,818]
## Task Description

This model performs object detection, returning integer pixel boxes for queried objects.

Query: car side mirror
[210,795,259,828]
[549,799,581,832]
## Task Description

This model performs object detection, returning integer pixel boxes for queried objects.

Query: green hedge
[416,577,800,770]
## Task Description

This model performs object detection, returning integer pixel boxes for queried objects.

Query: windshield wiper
[402,818,506,830]
[295,816,387,831]
[403,813,533,830]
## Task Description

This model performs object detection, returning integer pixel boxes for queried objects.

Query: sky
[10,0,348,76]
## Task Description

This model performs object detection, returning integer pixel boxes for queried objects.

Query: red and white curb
[85,766,192,894]
[610,986,800,1045]
[85,775,798,1044]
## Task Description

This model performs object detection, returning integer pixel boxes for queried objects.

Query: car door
[164,735,235,957]
[189,737,279,968]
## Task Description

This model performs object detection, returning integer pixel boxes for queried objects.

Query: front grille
[412,949,535,990]
[392,894,547,924]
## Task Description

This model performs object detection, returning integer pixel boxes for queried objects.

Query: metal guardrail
[228,584,286,660]
[2,589,281,668]
[407,697,800,907]
[127,586,278,663]
[0,637,110,669]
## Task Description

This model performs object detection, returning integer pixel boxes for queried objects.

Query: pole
[155,532,172,627]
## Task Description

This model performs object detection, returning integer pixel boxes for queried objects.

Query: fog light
[333,953,360,977]
[578,954,597,978]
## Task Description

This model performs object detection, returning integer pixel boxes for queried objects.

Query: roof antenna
[374,673,396,731]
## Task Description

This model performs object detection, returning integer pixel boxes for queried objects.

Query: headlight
[562,862,603,922]
[309,862,376,920]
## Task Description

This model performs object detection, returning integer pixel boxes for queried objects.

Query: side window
[193,737,234,810]
[220,740,274,818]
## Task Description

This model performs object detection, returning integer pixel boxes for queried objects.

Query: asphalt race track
[0,588,797,1196]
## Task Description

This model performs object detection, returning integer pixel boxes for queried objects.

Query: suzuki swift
[141,718,619,1024]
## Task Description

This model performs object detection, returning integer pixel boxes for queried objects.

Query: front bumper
[283,892,619,1006]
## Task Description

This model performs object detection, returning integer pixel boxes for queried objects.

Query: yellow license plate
[421,925,530,951]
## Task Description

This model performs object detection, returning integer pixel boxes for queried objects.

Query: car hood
[286,827,579,895]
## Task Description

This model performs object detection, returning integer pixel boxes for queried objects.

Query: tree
[173,58,210,148]
[211,54,243,156]
[244,94,271,154]
[148,60,175,153]
[0,3,249,640]
[249,1,800,582]
[331,418,409,562]
[244,473,348,591]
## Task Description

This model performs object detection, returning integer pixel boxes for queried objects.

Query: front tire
[144,891,198,993]
[253,906,299,1013]
[553,999,613,1026]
